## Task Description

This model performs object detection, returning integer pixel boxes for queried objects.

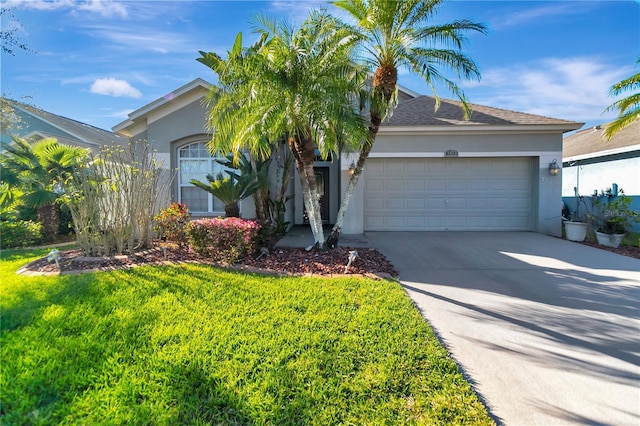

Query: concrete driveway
[366,231,640,426]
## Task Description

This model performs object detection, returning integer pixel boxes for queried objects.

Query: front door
[304,167,330,223]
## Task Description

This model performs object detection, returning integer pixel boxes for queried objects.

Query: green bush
[186,217,261,263]
[153,202,191,246]
[0,220,43,248]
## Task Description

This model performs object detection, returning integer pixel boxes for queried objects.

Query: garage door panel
[366,197,384,209]
[447,180,468,191]
[367,179,384,191]
[428,179,447,190]
[406,161,426,174]
[367,161,385,173]
[426,197,446,209]
[365,216,384,229]
[387,162,405,173]
[406,180,425,191]
[364,157,533,231]
[387,179,404,191]
[469,179,489,190]
[386,198,404,209]
[407,198,425,209]
[406,217,426,227]
[510,178,530,190]
[468,199,489,209]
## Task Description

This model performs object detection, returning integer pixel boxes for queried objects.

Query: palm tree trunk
[329,65,396,246]
[289,135,325,249]
[225,203,240,218]
[330,111,382,242]
[250,156,268,223]
[37,204,59,242]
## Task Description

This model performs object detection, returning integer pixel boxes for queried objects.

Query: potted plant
[562,202,588,242]
[593,189,638,248]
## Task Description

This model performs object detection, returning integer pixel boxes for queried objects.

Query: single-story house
[1,98,127,152]
[562,120,639,230]
[113,78,582,237]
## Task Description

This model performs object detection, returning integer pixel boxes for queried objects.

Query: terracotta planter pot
[564,221,587,242]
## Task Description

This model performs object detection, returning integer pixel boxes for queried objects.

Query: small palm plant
[0,137,88,239]
[190,170,259,218]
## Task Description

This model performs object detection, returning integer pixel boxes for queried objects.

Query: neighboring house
[562,120,640,230]
[113,78,582,237]
[0,98,128,152]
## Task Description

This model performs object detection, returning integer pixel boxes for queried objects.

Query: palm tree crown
[604,57,640,141]
[334,0,487,122]
[328,0,487,242]
[200,10,368,247]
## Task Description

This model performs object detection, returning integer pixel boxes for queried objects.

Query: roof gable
[113,78,212,134]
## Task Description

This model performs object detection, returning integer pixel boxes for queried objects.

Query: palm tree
[604,57,640,141]
[199,10,367,248]
[0,137,88,239]
[329,0,487,244]
[190,171,259,218]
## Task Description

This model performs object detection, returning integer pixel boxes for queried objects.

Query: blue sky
[1,0,638,132]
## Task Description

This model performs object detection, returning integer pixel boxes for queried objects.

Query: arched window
[177,142,229,214]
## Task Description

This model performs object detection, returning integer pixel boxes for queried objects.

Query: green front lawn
[0,248,492,425]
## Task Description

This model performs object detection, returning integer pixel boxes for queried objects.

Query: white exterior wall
[562,157,640,197]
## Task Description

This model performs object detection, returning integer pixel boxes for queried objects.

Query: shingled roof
[382,95,582,130]
[563,120,639,160]
[2,99,128,151]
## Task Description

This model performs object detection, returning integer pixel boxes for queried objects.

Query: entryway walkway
[275,225,372,248]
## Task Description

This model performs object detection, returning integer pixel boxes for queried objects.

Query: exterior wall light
[348,161,356,175]
[548,159,560,176]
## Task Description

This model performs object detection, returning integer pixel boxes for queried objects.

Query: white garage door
[364,157,533,231]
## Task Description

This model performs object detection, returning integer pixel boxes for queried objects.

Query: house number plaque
[444,149,459,157]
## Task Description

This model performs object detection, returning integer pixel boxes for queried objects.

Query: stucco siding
[372,132,561,155]
[146,100,209,153]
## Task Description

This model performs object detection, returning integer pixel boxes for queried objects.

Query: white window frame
[177,142,230,215]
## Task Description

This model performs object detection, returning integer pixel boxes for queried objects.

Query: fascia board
[378,123,584,136]
[127,79,211,121]
[397,84,420,98]
[146,88,208,125]
[112,119,135,134]
[563,144,640,163]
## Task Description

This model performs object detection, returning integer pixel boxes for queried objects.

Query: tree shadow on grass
[167,363,254,425]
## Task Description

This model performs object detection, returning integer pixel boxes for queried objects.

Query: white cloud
[80,23,191,53]
[101,108,134,119]
[90,78,142,98]
[269,1,339,25]
[461,57,632,123]
[7,0,127,18]
[493,4,575,29]
[5,0,75,11]
[490,2,600,31]
[76,0,127,19]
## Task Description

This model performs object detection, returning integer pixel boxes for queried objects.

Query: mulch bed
[572,239,640,259]
[17,237,638,277]
[18,245,398,277]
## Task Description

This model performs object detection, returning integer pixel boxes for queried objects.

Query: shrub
[64,140,169,256]
[153,202,191,246]
[186,217,261,263]
[0,220,43,248]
